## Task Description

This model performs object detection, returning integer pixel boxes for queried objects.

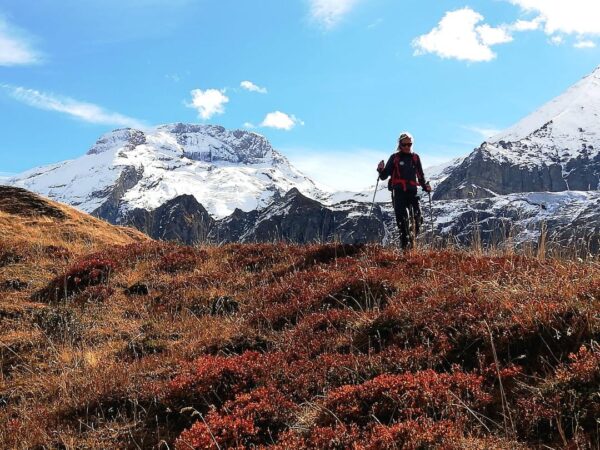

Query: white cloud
[309,0,360,29]
[550,35,564,45]
[240,80,267,94]
[187,88,229,120]
[2,84,146,128]
[477,24,513,46]
[510,18,542,31]
[412,8,512,62]
[508,0,600,36]
[574,39,596,48]
[0,16,41,66]
[243,122,256,129]
[261,111,304,131]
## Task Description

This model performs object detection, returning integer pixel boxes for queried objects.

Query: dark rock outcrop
[210,188,387,244]
[121,194,215,244]
[91,166,144,223]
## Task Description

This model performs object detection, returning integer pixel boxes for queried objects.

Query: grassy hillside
[0,188,598,449]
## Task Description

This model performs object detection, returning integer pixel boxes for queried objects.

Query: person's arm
[378,155,394,181]
[414,154,426,187]
[414,154,431,191]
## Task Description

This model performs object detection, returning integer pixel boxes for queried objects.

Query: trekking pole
[428,190,434,244]
[369,177,380,216]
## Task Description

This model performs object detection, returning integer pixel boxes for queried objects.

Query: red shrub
[175,387,296,449]
[364,419,462,450]
[319,369,492,426]
[33,257,116,302]
[282,310,356,356]
[159,247,205,273]
[275,424,363,450]
[515,345,600,444]
[177,415,254,450]
[556,345,600,384]
[168,351,268,409]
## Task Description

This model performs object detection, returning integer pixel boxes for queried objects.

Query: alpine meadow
[1,1,600,449]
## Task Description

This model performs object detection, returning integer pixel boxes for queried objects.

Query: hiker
[377,132,431,249]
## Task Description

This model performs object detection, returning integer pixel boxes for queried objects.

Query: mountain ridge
[434,66,600,200]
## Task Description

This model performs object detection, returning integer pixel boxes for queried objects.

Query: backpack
[388,153,420,191]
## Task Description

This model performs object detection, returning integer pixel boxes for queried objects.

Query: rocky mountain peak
[87,128,147,155]
[490,65,600,148]
[156,123,276,164]
[434,66,600,200]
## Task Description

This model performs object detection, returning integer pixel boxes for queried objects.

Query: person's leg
[393,188,410,248]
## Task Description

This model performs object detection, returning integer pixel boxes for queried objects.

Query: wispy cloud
[413,8,513,62]
[463,125,502,140]
[0,16,42,66]
[165,73,181,82]
[240,80,267,94]
[574,39,596,48]
[186,88,229,120]
[367,18,383,29]
[308,0,360,30]
[2,84,146,128]
[261,111,304,131]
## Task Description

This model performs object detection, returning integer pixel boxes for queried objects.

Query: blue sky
[1,0,599,190]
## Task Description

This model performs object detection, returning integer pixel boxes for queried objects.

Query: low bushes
[33,256,116,302]
[5,242,599,448]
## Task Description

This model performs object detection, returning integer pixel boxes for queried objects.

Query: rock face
[434,66,600,200]
[123,194,215,244]
[116,188,387,245]
[211,188,387,244]
[430,191,600,253]
[434,142,600,200]
[91,166,145,223]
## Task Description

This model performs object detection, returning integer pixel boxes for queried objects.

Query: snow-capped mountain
[9,124,331,221]
[434,66,600,200]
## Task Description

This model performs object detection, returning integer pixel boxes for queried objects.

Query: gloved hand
[377,160,385,172]
[423,182,432,193]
